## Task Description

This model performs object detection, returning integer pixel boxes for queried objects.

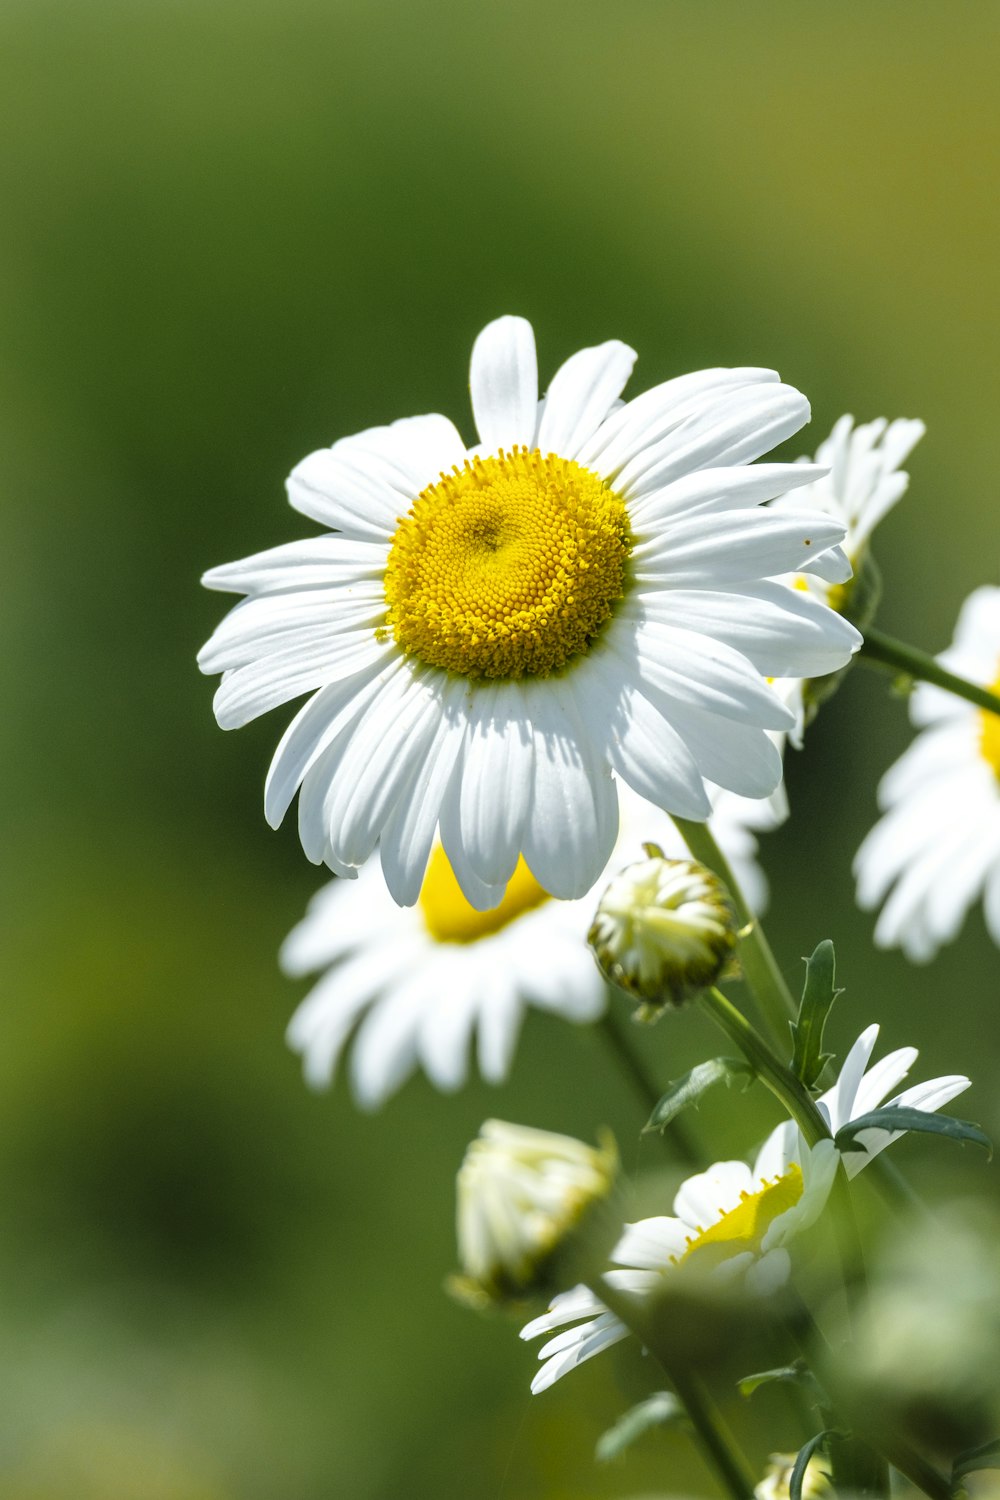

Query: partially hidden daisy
[770,413,924,741]
[520,1026,969,1392]
[200,316,860,909]
[281,783,775,1109]
[854,586,1000,961]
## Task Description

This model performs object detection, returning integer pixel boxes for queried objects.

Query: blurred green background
[1,1,999,1494]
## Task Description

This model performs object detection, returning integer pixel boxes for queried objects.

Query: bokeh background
[2,2,999,1495]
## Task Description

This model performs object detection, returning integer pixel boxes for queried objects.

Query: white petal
[613,382,810,498]
[674,1162,754,1230]
[475,975,524,1084]
[379,684,469,905]
[469,316,538,450]
[536,340,637,458]
[631,508,848,588]
[628,463,828,528]
[663,702,784,799]
[201,537,385,596]
[632,624,795,730]
[213,634,391,730]
[635,580,861,678]
[520,678,618,898]
[458,682,534,887]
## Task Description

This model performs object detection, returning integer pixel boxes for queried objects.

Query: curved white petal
[470,315,538,450]
[537,339,637,458]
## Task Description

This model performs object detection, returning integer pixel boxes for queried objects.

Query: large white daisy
[282,783,775,1109]
[854,586,1000,961]
[520,1026,969,1392]
[200,317,859,909]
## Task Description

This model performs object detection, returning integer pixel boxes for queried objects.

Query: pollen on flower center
[979,673,1000,778]
[384,448,632,679]
[677,1164,803,1269]
[420,846,550,943]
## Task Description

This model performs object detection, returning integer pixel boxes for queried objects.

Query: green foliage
[643,1058,754,1134]
[953,1436,1000,1489]
[595,1392,687,1462]
[835,1108,993,1160]
[789,941,842,1090]
[790,1431,835,1500]
[737,1360,821,1401]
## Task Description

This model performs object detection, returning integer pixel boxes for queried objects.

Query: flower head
[755,1452,832,1500]
[854,586,1000,961]
[588,850,739,1015]
[453,1120,618,1307]
[200,317,859,909]
[282,783,772,1108]
[521,1026,969,1391]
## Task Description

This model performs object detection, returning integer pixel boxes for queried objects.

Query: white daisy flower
[854,586,1000,961]
[454,1119,618,1306]
[281,782,773,1109]
[521,1026,969,1392]
[200,316,859,909]
[774,413,925,616]
[769,414,923,744]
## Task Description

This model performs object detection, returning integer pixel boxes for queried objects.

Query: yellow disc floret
[384,448,631,679]
[979,673,1000,779]
[678,1164,803,1272]
[420,846,550,943]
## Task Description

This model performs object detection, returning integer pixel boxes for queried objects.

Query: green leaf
[738,1361,817,1399]
[790,1431,835,1500]
[953,1436,1000,1486]
[643,1057,754,1134]
[835,1107,992,1160]
[595,1391,687,1462]
[789,940,842,1090]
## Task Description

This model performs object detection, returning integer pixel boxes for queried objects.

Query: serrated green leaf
[835,1107,992,1160]
[643,1057,754,1134]
[789,940,842,1090]
[738,1361,812,1398]
[953,1436,1000,1486]
[595,1391,687,1462]
[790,1431,835,1500]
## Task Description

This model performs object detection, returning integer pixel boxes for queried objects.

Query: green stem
[860,626,1000,717]
[699,987,867,1299]
[789,1299,950,1500]
[672,816,796,1048]
[699,988,828,1146]
[597,1012,700,1167]
[593,1277,756,1500]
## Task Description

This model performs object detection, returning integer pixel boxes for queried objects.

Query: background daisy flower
[520,1027,969,1391]
[200,316,859,910]
[281,783,775,1108]
[854,586,1000,961]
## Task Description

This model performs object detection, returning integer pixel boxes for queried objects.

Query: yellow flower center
[678,1164,803,1271]
[980,674,1000,778]
[419,846,550,943]
[383,448,631,679]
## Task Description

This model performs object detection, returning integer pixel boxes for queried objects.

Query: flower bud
[452,1119,618,1307]
[755,1452,831,1500]
[589,847,739,1017]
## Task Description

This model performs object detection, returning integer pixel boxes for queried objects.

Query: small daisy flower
[281,783,773,1109]
[854,586,1000,961]
[200,316,859,909]
[774,413,925,622]
[453,1120,618,1306]
[588,852,739,1015]
[768,413,923,743]
[521,1141,838,1393]
[521,1027,969,1391]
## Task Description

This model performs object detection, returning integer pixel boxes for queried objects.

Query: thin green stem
[592,1277,756,1500]
[788,1298,951,1500]
[672,816,796,1048]
[860,626,1000,717]
[597,1011,699,1166]
[700,987,867,1299]
[699,988,828,1146]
